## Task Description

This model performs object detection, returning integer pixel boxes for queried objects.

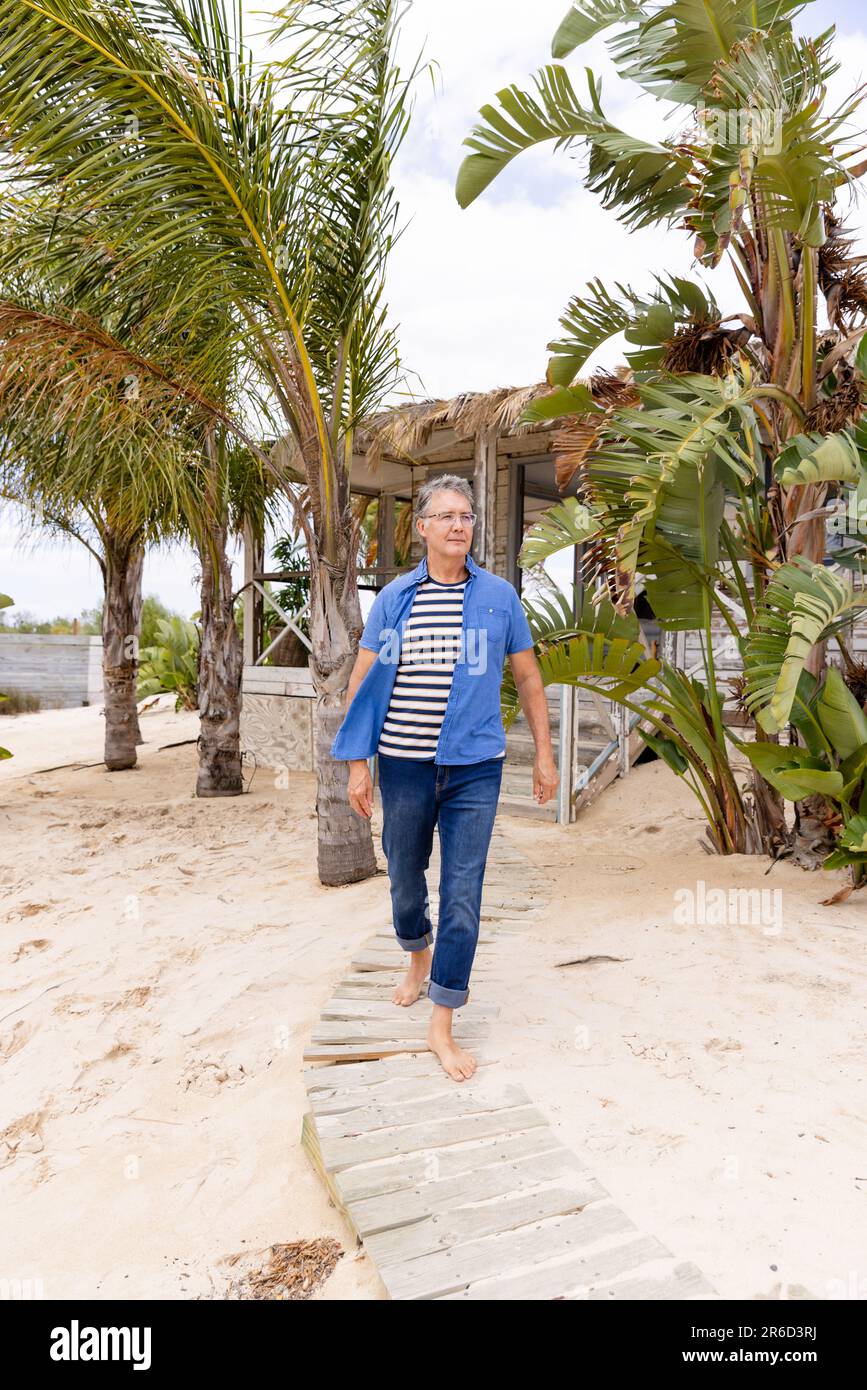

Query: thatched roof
[356,382,556,471]
[354,371,633,471]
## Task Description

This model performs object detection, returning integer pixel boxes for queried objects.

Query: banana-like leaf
[607,0,806,105]
[640,453,726,621]
[823,846,867,870]
[636,726,688,774]
[686,25,853,266]
[588,370,757,607]
[456,64,603,207]
[838,814,867,853]
[787,670,828,756]
[500,592,658,729]
[829,462,867,551]
[545,274,719,387]
[639,538,721,631]
[551,1,643,59]
[744,557,867,734]
[839,744,867,805]
[774,430,863,487]
[545,278,633,386]
[456,64,686,221]
[737,740,845,801]
[518,383,601,423]
[518,497,601,568]
[501,632,659,730]
[641,669,720,772]
[815,666,867,760]
[519,584,641,646]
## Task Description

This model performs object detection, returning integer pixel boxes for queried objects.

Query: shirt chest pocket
[467,604,509,675]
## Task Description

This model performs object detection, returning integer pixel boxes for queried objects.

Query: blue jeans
[378,753,504,1008]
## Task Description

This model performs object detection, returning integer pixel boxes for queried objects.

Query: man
[331,476,558,1082]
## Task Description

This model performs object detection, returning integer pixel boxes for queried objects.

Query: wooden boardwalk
[301,821,717,1301]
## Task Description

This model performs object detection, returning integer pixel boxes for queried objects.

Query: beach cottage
[238,383,698,822]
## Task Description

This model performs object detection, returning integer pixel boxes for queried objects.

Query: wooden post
[473,427,497,569]
[556,684,574,824]
[242,518,264,666]
[660,630,686,669]
[555,543,583,824]
[376,492,395,587]
[506,461,525,590]
[410,470,427,564]
[618,700,631,777]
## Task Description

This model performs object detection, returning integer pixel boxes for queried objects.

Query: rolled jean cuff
[396,929,433,952]
[427,980,469,1008]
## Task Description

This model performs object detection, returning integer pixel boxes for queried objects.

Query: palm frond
[774,429,864,487]
[744,557,867,733]
[500,588,658,728]
[455,62,689,224]
[518,497,601,568]
[551,1,643,60]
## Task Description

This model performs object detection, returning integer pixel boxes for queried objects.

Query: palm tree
[0,482,148,768]
[0,0,417,884]
[0,195,276,782]
[457,0,867,855]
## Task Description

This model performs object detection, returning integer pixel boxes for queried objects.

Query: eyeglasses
[422,511,477,527]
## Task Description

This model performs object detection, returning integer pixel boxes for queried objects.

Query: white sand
[493,764,867,1301]
[1,704,865,1300]
[1,700,388,1299]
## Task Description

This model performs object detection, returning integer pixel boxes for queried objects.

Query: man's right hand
[347,760,374,818]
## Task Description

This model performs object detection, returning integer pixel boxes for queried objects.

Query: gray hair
[415,473,475,521]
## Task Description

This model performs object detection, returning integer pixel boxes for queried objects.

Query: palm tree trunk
[308,543,377,886]
[196,514,243,797]
[102,532,144,771]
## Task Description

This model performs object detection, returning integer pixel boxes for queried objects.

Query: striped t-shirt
[377,575,504,761]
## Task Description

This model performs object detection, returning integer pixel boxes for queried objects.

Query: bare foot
[428,1014,477,1082]
[393,945,431,1005]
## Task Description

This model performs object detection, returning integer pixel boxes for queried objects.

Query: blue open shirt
[330,551,535,765]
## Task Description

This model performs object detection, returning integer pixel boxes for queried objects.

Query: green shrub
[137,616,199,712]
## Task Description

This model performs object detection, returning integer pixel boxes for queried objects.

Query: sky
[2,0,867,623]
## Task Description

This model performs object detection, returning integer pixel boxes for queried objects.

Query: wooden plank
[320,997,499,1023]
[315,1083,532,1139]
[300,1112,355,1231]
[583,1259,717,1300]
[379,1200,636,1300]
[303,1053,454,1091]
[440,1233,669,1300]
[303,1042,435,1063]
[346,1145,595,1237]
[241,662,313,686]
[317,1103,549,1172]
[298,814,718,1301]
[310,1020,489,1044]
[366,1178,607,1267]
[309,1070,510,1117]
[334,1128,572,1205]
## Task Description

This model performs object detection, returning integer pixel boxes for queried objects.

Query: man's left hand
[533,755,559,805]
